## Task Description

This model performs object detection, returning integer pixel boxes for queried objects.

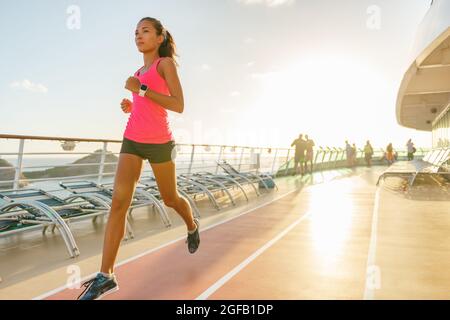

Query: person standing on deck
[291,134,307,176]
[77,17,200,300]
[386,143,395,165]
[304,134,315,173]
[364,140,374,167]
[406,139,416,161]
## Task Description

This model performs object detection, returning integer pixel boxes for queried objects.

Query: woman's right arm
[121,98,133,113]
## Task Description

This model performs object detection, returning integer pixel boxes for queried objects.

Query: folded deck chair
[138,176,202,218]
[183,171,251,201]
[0,188,112,225]
[180,172,250,203]
[0,220,13,231]
[377,148,450,186]
[0,191,86,258]
[0,197,17,231]
[178,175,238,208]
[216,160,278,193]
[0,197,29,232]
[59,180,171,228]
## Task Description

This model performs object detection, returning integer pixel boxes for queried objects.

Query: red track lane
[207,195,374,299]
[47,191,303,300]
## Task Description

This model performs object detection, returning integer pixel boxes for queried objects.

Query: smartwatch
[138,84,148,97]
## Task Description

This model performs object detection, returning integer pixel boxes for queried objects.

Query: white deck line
[195,212,311,300]
[363,187,381,300]
[33,187,300,300]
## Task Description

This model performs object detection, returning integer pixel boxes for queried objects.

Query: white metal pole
[270,148,278,175]
[188,145,195,174]
[97,142,108,184]
[238,147,244,172]
[215,146,224,174]
[13,139,25,190]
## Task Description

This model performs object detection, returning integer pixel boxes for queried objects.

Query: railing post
[254,148,261,173]
[13,139,25,190]
[321,148,328,170]
[238,147,244,172]
[270,148,278,175]
[97,142,108,184]
[326,148,333,169]
[284,149,291,176]
[338,149,345,167]
[313,148,319,165]
[188,145,195,174]
[215,145,224,174]
[315,148,323,170]
[320,148,327,163]
[333,148,340,168]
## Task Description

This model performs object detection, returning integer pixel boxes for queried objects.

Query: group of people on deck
[362,139,416,166]
[345,140,376,167]
[345,141,360,167]
[290,134,315,176]
[347,140,417,167]
[290,136,417,174]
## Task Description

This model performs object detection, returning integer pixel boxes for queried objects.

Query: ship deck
[0,165,449,300]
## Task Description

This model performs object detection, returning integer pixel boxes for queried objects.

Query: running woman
[78,17,200,300]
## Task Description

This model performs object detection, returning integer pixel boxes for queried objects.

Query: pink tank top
[123,57,174,144]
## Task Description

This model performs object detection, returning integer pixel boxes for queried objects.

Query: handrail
[0,134,433,190]
[0,134,290,150]
[0,134,121,143]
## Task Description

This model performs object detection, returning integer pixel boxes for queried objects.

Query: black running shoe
[185,218,200,254]
[77,273,119,300]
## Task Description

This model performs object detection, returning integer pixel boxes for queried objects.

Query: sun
[241,53,389,147]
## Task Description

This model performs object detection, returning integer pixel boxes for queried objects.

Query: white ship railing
[0,134,430,190]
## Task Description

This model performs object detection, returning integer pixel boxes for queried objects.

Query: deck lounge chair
[137,176,202,218]
[0,199,78,257]
[216,160,278,194]
[59,180,172,228]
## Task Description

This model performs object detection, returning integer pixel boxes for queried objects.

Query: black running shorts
[119,137,177,163]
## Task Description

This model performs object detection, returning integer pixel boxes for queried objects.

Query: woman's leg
[150,160,196,231]
[100,153,143,274]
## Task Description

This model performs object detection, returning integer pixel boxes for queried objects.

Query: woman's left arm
[125,58,184,113]
[146,58,184,113]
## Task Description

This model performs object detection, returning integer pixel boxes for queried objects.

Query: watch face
[141,84,148,90]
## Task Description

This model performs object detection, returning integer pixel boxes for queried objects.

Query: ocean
[0,154,270,192]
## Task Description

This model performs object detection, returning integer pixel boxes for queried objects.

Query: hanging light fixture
[61,140,77,151]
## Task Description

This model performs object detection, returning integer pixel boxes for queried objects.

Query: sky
[0,0,434,151]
